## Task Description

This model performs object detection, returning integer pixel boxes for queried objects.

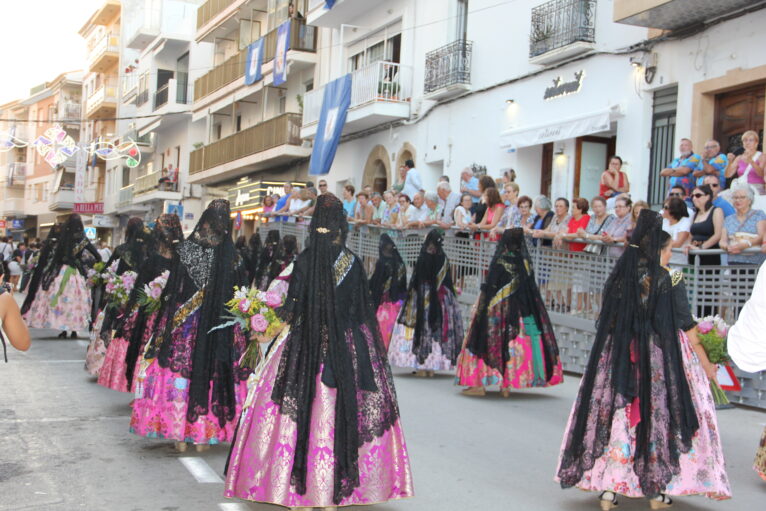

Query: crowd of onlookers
[0,236,42,293]
[257,135,766,277]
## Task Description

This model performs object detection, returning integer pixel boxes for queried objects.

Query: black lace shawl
[271,194,399,504]
[246,231,262,284]
[106,217,150,275]
[557,210,699,497]
[21,224,61,314]
[255,230,280,288]
[154,200,246,426]
[368,233,408,309]
[466,228,560,379]
[41,214,99,291]
[398,229,456,363]
[265,235,298,289]
[120,213,184,388]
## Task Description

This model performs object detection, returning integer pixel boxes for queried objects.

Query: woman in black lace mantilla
[556,209,730,508]
[224,193,414,508]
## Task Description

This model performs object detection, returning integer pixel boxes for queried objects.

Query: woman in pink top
[726,130,766,194]
[470,187,505,241]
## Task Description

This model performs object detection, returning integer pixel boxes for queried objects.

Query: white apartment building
[299,0,766,208]
[105,0,213,238]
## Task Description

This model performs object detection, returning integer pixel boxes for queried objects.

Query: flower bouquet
[137,270,170,313]
[696,315,731,407]
[86,261,108,288]
[106,270,138,308]
[217,286,284,369]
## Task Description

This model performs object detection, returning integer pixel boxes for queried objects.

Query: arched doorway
[362,145,391,193]
[394,142,417,187]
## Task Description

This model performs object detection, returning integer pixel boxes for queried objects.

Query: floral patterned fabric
[555,331,731,500]
[456,309,563,389]
[23,265,91,332]
[376,300,403,351]
[224,324,414,507]
[130,304,249,444]
[388,286,463,371]
[755,426,766,481]
[84,308,107,376]
[98,335,130,392]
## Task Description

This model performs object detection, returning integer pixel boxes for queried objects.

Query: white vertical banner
[74,142,87,204]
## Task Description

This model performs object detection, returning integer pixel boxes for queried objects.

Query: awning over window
[499,104,623,149]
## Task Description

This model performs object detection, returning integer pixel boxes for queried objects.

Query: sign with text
[92,214,116,228]
[543,71,585,101]
[74,143,87,203]
[73,202,104,214]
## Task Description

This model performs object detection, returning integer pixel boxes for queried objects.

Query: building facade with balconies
[301,0,766,207]
[187,0,317,232]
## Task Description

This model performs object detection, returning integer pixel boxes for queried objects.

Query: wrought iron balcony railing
[529,0,596,58]
[424,39,473,95]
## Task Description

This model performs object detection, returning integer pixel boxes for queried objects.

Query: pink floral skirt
[84,308,107,376]
[456,314,563,389]
[98,336,130,392]
[224,329,414,507]
[23,266,91,332]
[130,359,247,445]
[376,300,403,351]
[555,331,731,500]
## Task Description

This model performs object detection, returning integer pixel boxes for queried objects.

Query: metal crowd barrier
[257,220,766,410]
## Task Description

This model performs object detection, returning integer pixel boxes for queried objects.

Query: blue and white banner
[272,20,291,86]
[244,38,264,85]
[325,0,337,8]
[309,74,352,176]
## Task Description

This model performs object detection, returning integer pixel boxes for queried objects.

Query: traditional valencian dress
[98,215,183,392]
[224,194,413,508]
[86,217,150,376]
[23,215,98,334]
[130,200,250,446]
[728,259,766,481]
[556,210,730,505]
[388,229,463,372]
[368,233,408,350]
[261,234,298,291]
[255,230,280,289]
[456,228,563,391]
[21,224,61,317]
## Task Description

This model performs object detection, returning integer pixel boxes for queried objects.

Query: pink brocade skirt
[129,359,247,445]
[376,300,403,351]
[554,331,731,500]
[224,336,414,507]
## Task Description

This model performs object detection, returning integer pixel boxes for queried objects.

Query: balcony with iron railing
[154,79,190,111]
[87,32,120,73]
[424,39,473,99]
[6,162,26,187]
[529,0,597,65]
[86,80,118,119]
[189,112,309,183]
[59,101,82,121]
[301,60,413,138]
[193,19,317,103]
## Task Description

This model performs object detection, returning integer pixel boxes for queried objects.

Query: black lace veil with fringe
[557,209,699,497]
[368,233,408,309]
[21,223,62,314]
[41,214,99,291]
[270,193,399,504]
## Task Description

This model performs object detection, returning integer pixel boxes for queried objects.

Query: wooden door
[714,84,765,153]
[541,142,553,197]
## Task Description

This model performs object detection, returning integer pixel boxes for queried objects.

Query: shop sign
[0,220,7,229]
[92,214,116,228]
[73,202,104,214]
[228,178,305,212]
[544,71,585,101]
[10,220,24,230]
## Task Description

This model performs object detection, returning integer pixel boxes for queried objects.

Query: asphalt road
[1,326,764,511]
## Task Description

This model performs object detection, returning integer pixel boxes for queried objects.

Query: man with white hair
[460,167,481,205]
[436,181,461,230]
[405,192,431,228]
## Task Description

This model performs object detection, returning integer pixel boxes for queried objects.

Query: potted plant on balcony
[378,80,400,100]
[530,20,553,53]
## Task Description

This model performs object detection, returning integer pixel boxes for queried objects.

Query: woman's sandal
[461,386,486,396]
[599,491,618,510]
[174,441,187,453]
[649,494,673,509]
[500,388,511,398]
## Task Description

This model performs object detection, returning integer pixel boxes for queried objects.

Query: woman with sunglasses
[685,185,724,267]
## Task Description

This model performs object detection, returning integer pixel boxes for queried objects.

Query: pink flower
[264,291,282,308]
[715,325,728,338]
[238,299,251,314]
[697,320,714,334]
[149,285,163,300]
[250,314,268,332]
